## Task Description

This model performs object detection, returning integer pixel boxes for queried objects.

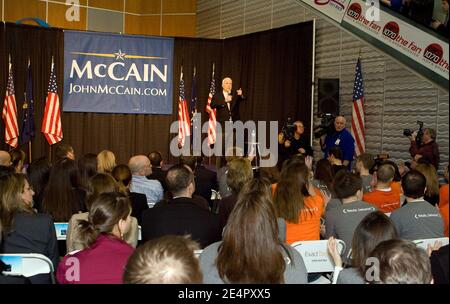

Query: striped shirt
[130,175,163,207]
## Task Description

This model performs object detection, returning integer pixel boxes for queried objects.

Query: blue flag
[190,68,197,116]
[20,62,35,145]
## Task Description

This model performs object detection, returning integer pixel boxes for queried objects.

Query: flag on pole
[351,57,365,156]
[41,59,63,145]
[178,67,191,148]
[2,57,19,148]
[190,67,197,116]
[205,66,217,146]
[20,60,36,145]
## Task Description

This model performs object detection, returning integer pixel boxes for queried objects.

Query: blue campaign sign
[63,31,174,114]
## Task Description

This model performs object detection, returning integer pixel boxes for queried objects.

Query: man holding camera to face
[278,120,313,161]
[408,127,440,170]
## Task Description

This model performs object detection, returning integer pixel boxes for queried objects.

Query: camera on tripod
[403,121,424,146]
[281,117,296,141]
[314,113,336,138]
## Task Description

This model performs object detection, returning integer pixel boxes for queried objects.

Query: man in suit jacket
[210,77,245,124]
[146,151,167,191]
[141,164,221,248]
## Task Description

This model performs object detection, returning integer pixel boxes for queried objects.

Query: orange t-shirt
[439,184,449,237]
[272,183,324,243]
[363,188,401,213]
[390,181,402,194]
[285,194,324,244]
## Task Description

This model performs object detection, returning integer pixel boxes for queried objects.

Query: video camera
[314,113,336,138]
[281,117,296,141]
[403,121,424,146]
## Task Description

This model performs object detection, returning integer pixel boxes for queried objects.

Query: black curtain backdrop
[0,21,313,165]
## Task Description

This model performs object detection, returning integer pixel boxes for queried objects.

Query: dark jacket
[141,197,222,248]
[210,91,244,123]
[194,165,218,208]
[409,140,440,170]
[129,192,149,225]
[147,167,167,191]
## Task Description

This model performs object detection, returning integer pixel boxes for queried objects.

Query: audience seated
[354,153,375,193]
[112,164,148,225]
[97,150,116,174]
[57,192,134,284]
[365,239,432,284]
[199,178,307,283]
[325,171,378,258]
[66,173,138,252]
[141,164,221,248]
[327,147,346,175]
[0,173,59,283]
[54,143,75,162]
[390,170,444,240]
[217,146,244,199]
[128,155,163,206]
[415,162,440,206]
[327,211,398,284]
[363,163,401,213]
[123,235,203,284]
[218,158,253,228]
[77,153,98,189]
[430,244,449,284]
[26,157,51,212]
[9,149,26,173]
[146,151,167,191]
[313,159,334,194]
[41,159,87,221]
[274,162,326,244]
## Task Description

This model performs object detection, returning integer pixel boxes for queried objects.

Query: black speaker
[318,78,339,116]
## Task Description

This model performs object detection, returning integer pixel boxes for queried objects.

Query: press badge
[335,138,340,145]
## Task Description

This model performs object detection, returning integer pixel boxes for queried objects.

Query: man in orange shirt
[439,164,449,236]
[363,163,401,213]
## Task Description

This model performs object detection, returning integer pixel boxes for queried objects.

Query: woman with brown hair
[9,149,26,173]
[274,162,327,244]
[327,211,399,284]
[41,158,87,221]
[57,192,134,284]
[111,164,148,225]
[66,173,138,252]
[415,162,440,206]
[199,178,307,283]
[0,173,59,283]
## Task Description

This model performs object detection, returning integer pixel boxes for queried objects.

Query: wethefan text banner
[63,31,174,114]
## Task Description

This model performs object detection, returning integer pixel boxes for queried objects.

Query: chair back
[291,239,346,273]
[0,253,55,283]
[194,249,203,258]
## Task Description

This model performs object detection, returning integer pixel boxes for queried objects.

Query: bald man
[0,150,12,166]
[210,77,245,124]
[129,155,164,207]
[321,115,355,167]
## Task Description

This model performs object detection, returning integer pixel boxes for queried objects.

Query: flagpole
[27,57,32,163]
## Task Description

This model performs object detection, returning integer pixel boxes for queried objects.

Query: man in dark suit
[210,77,245,169]
[146,151,167,191]
[141,164,221,248]
[210,77,245,124]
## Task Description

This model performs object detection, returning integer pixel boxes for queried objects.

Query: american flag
[2,61,19,148]
[41,60,63,145]
[351,57,365,156]
[205,68,216,146]
[178,69,191,148]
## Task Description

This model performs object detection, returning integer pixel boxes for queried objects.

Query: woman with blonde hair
[66,173,138,252]
[199,178,307,283]
[415,162,440,206]
[57,192,134,284]
[97,150,116,174]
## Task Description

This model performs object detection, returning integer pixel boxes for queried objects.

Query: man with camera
[321,115,355,168]
[408,127,440,170]
[278,120,313,162]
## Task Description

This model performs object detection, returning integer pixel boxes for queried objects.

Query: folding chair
[138,225,142,241]
[211,189,221,214]
[0,253,56,284]
[413,237,449,251]
[54,222,69,241]
[194,249,203,258]
[291,239,346,284]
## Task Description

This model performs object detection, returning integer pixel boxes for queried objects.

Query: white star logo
[114,49,127,61]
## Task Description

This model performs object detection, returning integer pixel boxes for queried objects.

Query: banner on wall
[63,31,174,114]
[299,0,351,23]
[341,0,448,86]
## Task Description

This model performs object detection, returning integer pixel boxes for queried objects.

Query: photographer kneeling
[278,120,313,163]
[409,128,440,170]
